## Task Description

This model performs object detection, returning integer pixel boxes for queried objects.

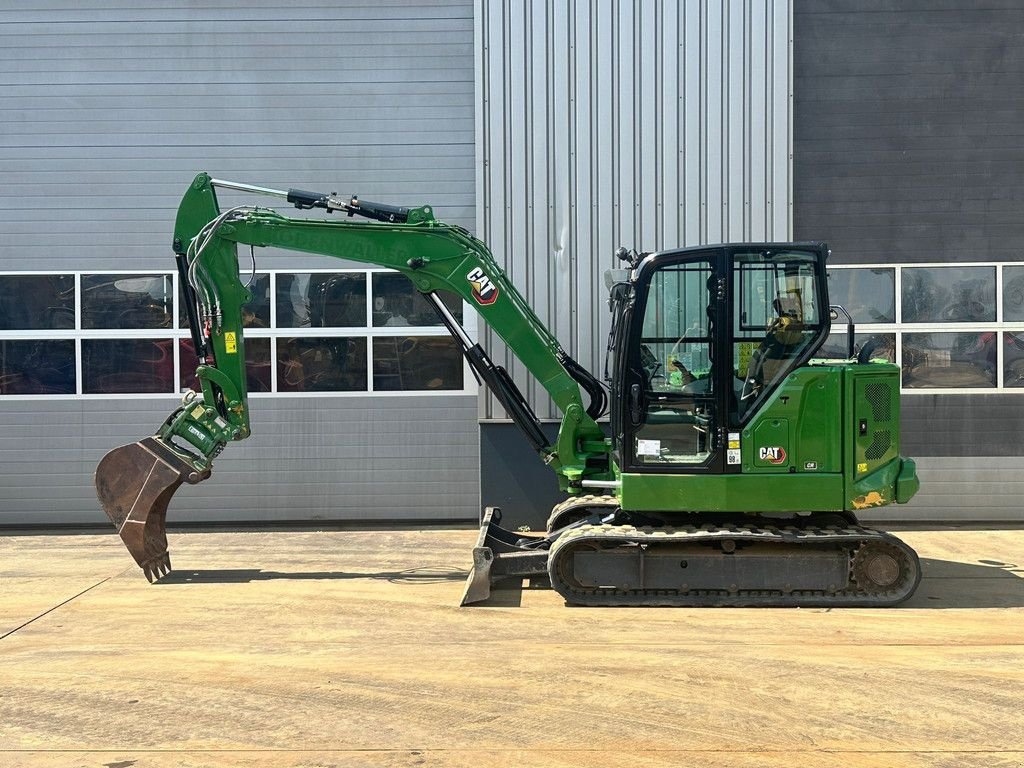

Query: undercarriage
[462,506,920,608]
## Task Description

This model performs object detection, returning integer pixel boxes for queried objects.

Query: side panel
[619,472,845,513]
[843,363,903,511]
[741,366,844,475]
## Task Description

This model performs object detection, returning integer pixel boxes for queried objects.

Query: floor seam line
[0,568,128,641]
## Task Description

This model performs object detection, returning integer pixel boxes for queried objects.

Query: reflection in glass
[277,337,367,391]
[817,332,896,362]
[732,251,824,421]
[82,338,175,393]
[82,274,173,329]
[1002,267,1024,322]
[901,266,995,323]
[0,340,75,394]
[0,275,75,330]
[180,338,271,393]
[902,333,995,388]
[827,268,895,323]
[178,274,270,329]
[373,336,463,390]
[371,273,462,327]
[1003,333,1024,387]
[276,273,366,328]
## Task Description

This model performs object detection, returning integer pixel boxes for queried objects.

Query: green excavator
[95,173,922,607]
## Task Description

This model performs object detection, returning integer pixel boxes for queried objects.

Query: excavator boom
[95,173,611,585]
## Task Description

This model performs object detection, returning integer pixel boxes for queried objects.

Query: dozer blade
[94,437,210,583]
[459,507,549,606]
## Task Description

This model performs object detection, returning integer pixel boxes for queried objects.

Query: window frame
[0,268,474,400]
[828,261,1018,394]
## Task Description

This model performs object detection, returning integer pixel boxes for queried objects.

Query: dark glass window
[0,275,75,330]
[1003,333,1024,387]
[178,274,270,329]
[82,339,175,394]
[373,336,463,391]
[827,268,895,323]
[276,273,366,328]
[180,337,272,393]
[817,332,896,363]
[0,339,75,394]
[82,274,173,329]
[277,337,367,392]
[902,332,996,388]
[1002,267,1024,322]
[371,273,462,327]
[901,266,995,323]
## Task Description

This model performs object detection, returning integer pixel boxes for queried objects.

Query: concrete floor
[1,526,1023,768]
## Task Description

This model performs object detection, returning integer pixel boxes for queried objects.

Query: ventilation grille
[865,430,892,460]
[865,382,892,421]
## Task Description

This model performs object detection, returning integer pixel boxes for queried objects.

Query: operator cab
[608,244,829,474]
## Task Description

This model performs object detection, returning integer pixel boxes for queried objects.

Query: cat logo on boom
[466,267,499,306]
[759,446,787,464]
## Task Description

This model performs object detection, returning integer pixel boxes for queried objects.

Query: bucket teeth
[143,552,173,584]
[94,437,209,582]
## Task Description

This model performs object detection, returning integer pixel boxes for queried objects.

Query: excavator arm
[95,173,610,583]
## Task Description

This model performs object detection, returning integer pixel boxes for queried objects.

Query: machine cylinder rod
[210,178,289,199]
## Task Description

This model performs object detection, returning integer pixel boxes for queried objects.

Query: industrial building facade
[2,1,1022,526]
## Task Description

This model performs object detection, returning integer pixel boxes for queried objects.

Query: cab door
[621,249,727,474]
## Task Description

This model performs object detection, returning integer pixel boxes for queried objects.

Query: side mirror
[830,305,855,359]
[604,268,631,290]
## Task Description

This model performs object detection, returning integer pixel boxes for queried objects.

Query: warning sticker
[224,331,237,354]
[736,342,757,376]
[636,439,661,456]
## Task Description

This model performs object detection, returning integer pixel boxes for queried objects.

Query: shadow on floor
[905,557,1024,608]
[156,565,468,585]
[155,558,1024,609]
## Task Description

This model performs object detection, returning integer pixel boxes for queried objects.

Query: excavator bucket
[94,437,210,582]
[459,507,549,605]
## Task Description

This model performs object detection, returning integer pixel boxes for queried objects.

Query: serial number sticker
[224,331,237,354]
[636,439,661,456]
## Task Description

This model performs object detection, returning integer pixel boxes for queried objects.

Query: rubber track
[547,522,921,607]
[546,494,619,532]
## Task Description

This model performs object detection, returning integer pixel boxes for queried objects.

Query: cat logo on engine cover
[466,267,499,305]
[758,446,787,465]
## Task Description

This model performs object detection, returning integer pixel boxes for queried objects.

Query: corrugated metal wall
[476,0,793,420]
[0,1,479,525]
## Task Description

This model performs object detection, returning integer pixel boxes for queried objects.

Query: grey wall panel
[0,1,478,525]
[476,0,793,420]
[793,1,1024,263]
[902,395,1024,458]
[0,1,476,274]
[0,396,479,525]
[863,457,1024,523]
